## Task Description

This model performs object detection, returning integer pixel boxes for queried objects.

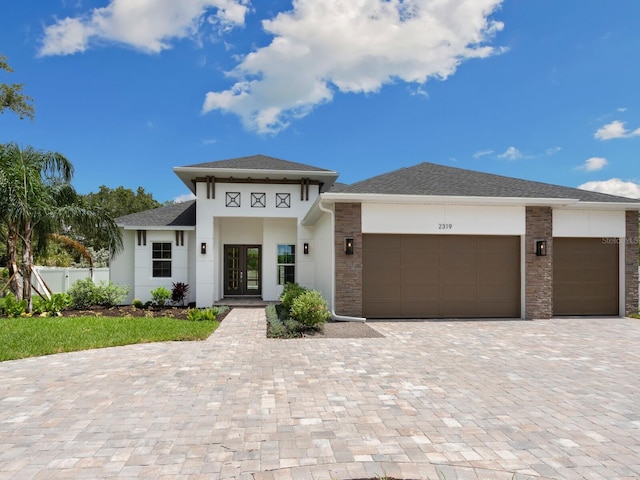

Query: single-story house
[112,155,640,319]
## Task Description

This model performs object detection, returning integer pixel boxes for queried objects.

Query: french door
[223,245,261,296]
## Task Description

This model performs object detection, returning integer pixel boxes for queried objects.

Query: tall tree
[0,143,122,311]
[79,185,162,250]
[0,55,35,121]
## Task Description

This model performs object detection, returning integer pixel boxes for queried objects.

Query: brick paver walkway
[1,309,639,479]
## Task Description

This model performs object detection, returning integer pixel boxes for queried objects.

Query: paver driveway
[1,309,639,480]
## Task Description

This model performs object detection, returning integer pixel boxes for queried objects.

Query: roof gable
[116,200,196,228]
[181,154,333,172]
[333,162,639,203]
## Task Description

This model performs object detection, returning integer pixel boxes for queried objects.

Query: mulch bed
[61,306,381,339]
[62,305,230,322]
[305,320,383,338]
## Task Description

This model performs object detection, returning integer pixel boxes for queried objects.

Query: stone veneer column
[525,207,553,319]
[625,210,639,316]
[334,203,363,317]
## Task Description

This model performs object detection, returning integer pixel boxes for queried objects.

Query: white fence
[32,267,110,295]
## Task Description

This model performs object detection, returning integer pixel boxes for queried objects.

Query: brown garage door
[362,234,520,319]
[553,238,619,316]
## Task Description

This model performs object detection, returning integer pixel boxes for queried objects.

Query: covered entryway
[362,234,521,318]
[223,245,261,296]
[553,238,619,316]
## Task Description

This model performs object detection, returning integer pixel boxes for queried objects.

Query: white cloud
[545,146,561,155]
[578,179,640,199]
[594,120,640,140]
[39,0,249,56]
[203,0,505,133]
[497,146,524,160]
[174,192,197,203]
[473,149,494,159]
[577,156,608,172]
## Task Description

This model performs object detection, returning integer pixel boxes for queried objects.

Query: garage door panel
[363,234,520,318]
[365,302,402,317]
[401,302,441,317]
[402,285,440,301]
[553,238,618,316]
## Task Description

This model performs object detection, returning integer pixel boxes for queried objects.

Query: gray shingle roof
[116,200,196,227]
[181,154,333,172]
[331,162,639,203]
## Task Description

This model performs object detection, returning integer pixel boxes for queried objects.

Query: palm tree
[0,142,122,311]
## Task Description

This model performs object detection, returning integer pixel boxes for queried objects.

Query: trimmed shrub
[279,282,307,313]
[95,281,130,307]
[132,298,144,309]
[290,290,330,330]
[68,278,98,309]
[150,287,172,307]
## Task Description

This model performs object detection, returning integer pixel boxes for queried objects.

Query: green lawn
[0,316,219,362]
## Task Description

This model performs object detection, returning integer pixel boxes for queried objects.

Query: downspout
[318,200,367,322]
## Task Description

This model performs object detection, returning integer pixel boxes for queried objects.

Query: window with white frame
[152,242,172,278]
[277,244,295,285]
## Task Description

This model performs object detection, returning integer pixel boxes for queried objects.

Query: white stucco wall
[361,204,526,235]
[262,218,298,301]
[131,230,191,304]
[110,229,135,304]
[192,181,319,306]
[552,209,625,237]
[310,210,334,310]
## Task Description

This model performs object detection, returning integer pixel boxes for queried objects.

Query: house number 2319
[438,223,453,230]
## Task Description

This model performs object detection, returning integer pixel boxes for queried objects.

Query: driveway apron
[1,309,639,479]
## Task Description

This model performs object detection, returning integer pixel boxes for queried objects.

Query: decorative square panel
[251,192,266,208]
[276,193,291,208]
[226,192,241,207]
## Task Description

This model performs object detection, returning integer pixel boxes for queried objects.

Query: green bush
[279,282,307,313]
[290,290,330,330]
[0,293,27,318]
[68,278,98,309]
[132,298,144,309]
[68,279,129,309]
[150,287,172,307]
[95,281,129,307]
[186,307,218,322]
[43,293,72,316]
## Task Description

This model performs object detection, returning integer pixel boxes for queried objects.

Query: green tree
[78,185,162,250]
[0,142,122,311]
[0,55,35,121]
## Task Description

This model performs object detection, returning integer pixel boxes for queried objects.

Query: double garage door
[362,234,620,319]
[363,234,521,319]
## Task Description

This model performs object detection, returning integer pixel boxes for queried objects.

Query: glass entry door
[224,245,261,296]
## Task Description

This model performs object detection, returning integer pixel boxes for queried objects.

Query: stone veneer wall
[334,203,363,317]
[525,206,553,319]
[625,210,639,316]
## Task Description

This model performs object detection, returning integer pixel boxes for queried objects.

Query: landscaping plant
[171,282,190,306]
[279,282,307,313]
[150,287,172,307]
[0,293,27,318]
[290,290,330,330]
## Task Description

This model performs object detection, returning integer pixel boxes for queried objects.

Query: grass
[0,316,219,362]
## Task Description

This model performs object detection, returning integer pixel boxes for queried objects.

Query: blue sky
[1,0,639,203]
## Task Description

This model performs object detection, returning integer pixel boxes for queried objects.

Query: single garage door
[362,234,521,318]
[553,238,619,316]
